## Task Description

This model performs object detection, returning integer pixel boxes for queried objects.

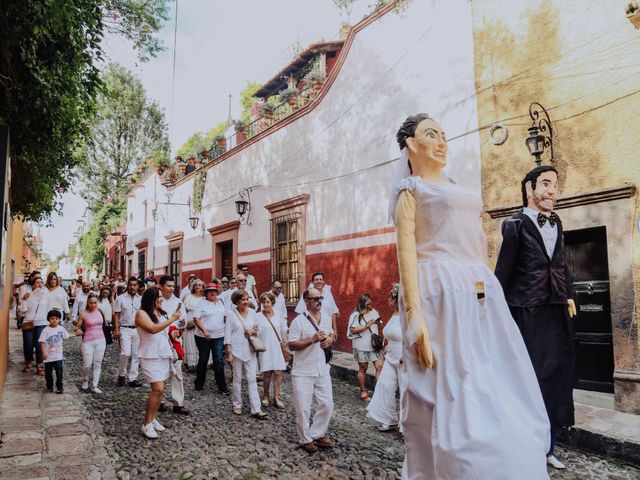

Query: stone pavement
[1,324,639,479]
[0,325,116,480]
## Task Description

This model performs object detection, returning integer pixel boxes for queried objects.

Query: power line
[168,0,179,148]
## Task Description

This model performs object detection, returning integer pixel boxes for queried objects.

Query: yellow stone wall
[471,0,640,411]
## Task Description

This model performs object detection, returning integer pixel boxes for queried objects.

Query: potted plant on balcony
[234,120,248,144]
[215,134,227,152]
[152,151,171,176]
[306,69,326,93]
[278,87,299,107]
[627,2,640,28]
[260,102,275,120]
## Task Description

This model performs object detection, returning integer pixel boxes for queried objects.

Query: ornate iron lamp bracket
[529,102,554,163]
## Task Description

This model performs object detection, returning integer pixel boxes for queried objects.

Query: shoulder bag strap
[304,313,321,332]
[264,314,283,343]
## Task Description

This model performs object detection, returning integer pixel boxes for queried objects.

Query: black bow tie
[537,212,559,228]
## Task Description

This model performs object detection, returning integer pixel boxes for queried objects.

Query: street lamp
[525,102,554,166]
[235,188,252,225]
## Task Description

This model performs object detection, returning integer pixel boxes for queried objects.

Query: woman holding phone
[135,287,181,439]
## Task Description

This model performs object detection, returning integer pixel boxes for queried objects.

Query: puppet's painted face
[406,118,448,168]
[527,171,558,212]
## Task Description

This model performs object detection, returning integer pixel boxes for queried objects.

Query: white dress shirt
[295,284,339,317]
[161,294,187,328]
[71,291,90,322]
[273,291,288,320]
[523,207,558,258]
[114,293,142,327]
[179,286,191,302]
[289,310,333,377]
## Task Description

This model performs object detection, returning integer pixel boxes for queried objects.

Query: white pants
[232,355,261,414]
[168,359,185,407]
[292,373,334,444]
[117,327,139,382]
[367,360,404,428]
[81,339,106,388]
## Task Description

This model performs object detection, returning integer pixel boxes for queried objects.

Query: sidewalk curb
[559,426,640,467]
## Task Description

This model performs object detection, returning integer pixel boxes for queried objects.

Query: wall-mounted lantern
[525,102,554,166]
[235,188,252,225]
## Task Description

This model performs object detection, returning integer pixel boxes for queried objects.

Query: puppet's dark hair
[396,113,432,150]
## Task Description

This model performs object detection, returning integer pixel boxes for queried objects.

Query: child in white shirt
[39,310,70,393]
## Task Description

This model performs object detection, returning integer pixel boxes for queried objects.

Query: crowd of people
[14,264,403,452]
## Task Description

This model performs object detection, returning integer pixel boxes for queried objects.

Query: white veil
[387,147,411,224]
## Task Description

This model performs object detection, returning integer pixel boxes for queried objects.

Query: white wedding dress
[395,177,550,480]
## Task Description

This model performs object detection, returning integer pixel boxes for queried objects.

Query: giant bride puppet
[390,113,551,479]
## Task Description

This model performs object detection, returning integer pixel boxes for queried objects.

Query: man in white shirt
[113,278,143,387]
[271,280,288,320]
[295,272,339,341]
[238,264,258,300]
[71,280,92,324]
[220,273,257,310]
[288,288,335,454]
[159,275,190,415]
[179,274,197,302]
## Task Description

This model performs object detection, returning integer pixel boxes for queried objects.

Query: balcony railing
[153,83,323,188]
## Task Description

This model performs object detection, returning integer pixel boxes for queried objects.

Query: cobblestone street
[2,328,640,479]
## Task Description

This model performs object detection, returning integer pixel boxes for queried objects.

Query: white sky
[40,0,371,258]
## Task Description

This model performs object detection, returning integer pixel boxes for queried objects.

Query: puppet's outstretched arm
[396,189,434,370]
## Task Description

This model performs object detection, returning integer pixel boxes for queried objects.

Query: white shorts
[139,358,172,383]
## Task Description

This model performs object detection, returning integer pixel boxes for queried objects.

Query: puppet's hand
[567,299,577,318]
[415,327,435,370]
[407,310,435,370]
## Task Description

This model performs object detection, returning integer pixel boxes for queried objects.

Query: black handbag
[371,332,383,352]
[304,314,333,364]
[98,309,113,345]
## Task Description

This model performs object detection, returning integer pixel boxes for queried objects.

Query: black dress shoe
[128,380,143,387]
[173,405,190,415]
[117,376,125,387]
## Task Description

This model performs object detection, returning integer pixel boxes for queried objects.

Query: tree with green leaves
[0,0,169,222]
[79,200,127,269]
[76,64,169,210]
[102,0,169,62]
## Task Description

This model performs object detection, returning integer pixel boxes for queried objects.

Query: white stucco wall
[126,0,482,270]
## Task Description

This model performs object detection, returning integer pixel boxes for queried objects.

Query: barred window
[270,212,302,303]
[170,247,181,290]
[137,250,145,277]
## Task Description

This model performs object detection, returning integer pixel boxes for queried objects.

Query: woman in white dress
[183,279,205,371]
[45,272,70,322]
[390,113,550,479]
[366,284,403,431]
[224,290,268,418]
[347,293,383,401]
[257,291,288,408]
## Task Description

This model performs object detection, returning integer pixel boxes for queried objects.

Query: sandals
[36,366,45,376]
[360,391,371,401]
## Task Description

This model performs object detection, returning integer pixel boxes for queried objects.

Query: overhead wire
[197,9,640,208]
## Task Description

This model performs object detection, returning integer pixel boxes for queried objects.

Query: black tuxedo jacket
[495,211,573,307]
